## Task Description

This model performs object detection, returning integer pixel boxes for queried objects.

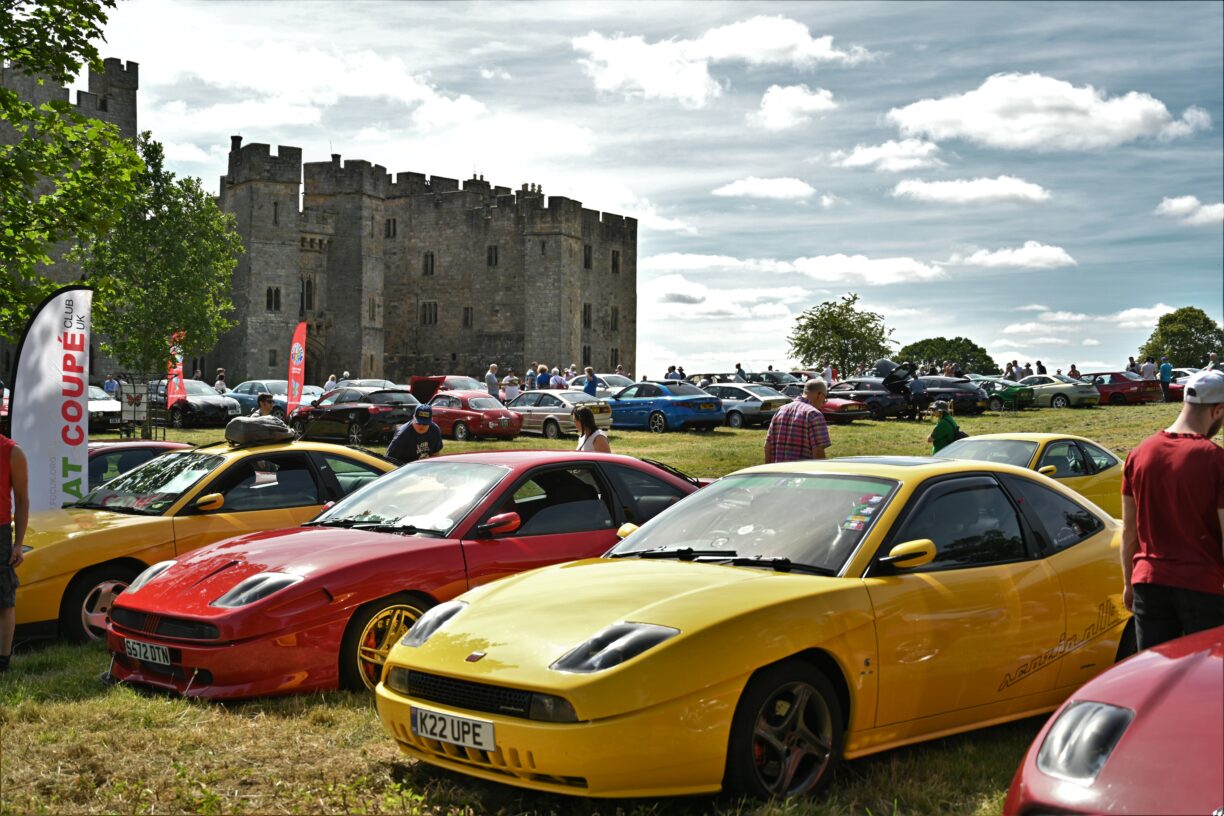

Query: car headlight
[127,560,177,593]
[399,600,467,647]
[1037,701,1134,783]
[550,622,679,673]
[210,572,302,608]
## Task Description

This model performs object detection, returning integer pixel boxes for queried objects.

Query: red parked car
[1079,371,1161,405]
[1004,624,1224,816]
[428,389,521,441]
[103,451,701,699]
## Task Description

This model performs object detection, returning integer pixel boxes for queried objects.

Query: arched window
[305,279,314,310]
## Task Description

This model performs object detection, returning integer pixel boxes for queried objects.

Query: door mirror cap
[194,493,225,512]
[1038,465,1057,476]
[477,511,521,536]
[879,539,935,568]
[616,522,639,540]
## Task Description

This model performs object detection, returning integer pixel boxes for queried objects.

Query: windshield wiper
[609,547,737,561]
[69,501,153,516]
[693,555,837,576]
[349,522,445,537]
[304,518,366,528]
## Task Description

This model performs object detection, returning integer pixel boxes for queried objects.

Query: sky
[87,0,1223,377]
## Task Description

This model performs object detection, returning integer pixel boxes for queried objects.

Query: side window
[539,394,563,408]
[316,391,340,407]
[207,455,321,512]
[890,477,1026,570]
[829,383,852,394]
[1079,442,1119,472]
[618,385,640,399]
[638,384,662,398]
[1002,475,1104,553]
[501,467,614,536]
[312,452,385,498]
[336,390,362,404]
[603,464,688,524]
[511,392,540,408]
[1038,441,1089,478]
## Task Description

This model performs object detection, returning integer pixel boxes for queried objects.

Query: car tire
[724,659,843,799]
[542,419,560,440]
[170,407,184,429]
[453,421,471,442]
[291,417,307,435]
[272,406,286,420]
[726,411,745,429]
[868,402,885,421]
[648,411,667,433]
[339,593,434,692]
[347,419,365,445]
[1109,393,1127,406]
[1051,395,1069,409]
[60,563,142,643]
[988,396,1004,412]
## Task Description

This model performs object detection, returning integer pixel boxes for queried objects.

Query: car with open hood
[15,440,394,643]
[103,452,701,699]
[376,456,1131,799]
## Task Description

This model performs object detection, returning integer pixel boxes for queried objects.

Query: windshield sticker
[843,521,865,531]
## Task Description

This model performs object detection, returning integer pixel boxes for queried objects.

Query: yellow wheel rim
[356,604,422,690]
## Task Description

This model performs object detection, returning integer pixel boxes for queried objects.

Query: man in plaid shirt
[765,378,831,463]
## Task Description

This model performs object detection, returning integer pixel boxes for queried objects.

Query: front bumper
[375,673,745,797]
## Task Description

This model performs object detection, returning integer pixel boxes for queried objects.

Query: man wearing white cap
[1121,369,1224,649]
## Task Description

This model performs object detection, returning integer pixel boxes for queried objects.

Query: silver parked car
[508,389,613,438]
[702,383,790,428]
[567,372,636,399]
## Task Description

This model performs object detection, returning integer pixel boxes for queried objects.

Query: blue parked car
[228,379,324,418]
[607,380,725,433]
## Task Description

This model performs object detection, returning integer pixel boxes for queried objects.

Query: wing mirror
[616,522,639,539]
[1038,465,1057,476]
[477,512,521,536]
[310,399,320,407]
[879,539,935,569]
[193,493,225,513]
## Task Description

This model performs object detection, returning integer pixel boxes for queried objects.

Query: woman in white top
[573,406,611,453]
[502,371,521,401]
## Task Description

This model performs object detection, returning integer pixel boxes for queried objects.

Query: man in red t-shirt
[0,433,29,671]
[1121,369,1224,649]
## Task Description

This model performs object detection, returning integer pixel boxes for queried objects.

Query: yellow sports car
[375,457,1131,798]
[938,433,1123,516]
[17,440,394,642]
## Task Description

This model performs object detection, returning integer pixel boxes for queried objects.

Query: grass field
[0,403,1183,815]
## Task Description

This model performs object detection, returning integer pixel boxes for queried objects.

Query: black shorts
[0,525,17,609]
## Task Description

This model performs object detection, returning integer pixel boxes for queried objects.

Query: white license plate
[124,638,170,666]
[411,706,496,751]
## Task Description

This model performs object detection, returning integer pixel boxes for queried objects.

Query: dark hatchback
[148,379,242,427]
[827,378,909,420]
[290,387,419,444]
[915,376,990,415]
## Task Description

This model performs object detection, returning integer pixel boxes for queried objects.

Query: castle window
[610,306,619,332]
[582,303,592,329]
[310,237,316,248]
[266,287,281,312]
[583,244,592,270]
[423,252,435,276]
[301,237,306,248]
[305,279,313,310]
[582,345,592,368]
[540,240,546,255]
[369,297,376,322]
[487,245,499,267]
[612,250,620,274]
[273,201,279,226]
[610,348,619,369]
[385,218,397,239]
[299,280,305,313]
[462,306,473,328]
[420,302,438,325]
[268,349,277,367]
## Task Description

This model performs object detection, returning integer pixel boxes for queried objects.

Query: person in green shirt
[928,401,960,454]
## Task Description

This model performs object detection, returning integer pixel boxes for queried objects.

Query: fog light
[529,693,578,722]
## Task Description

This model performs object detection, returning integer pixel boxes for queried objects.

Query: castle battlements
[225,137,302,185]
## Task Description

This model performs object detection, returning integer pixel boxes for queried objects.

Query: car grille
[111,608,220,641]
[407,670,533,718]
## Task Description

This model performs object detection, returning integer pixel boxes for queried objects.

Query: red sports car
[103,451,700,699]
[1079,371,1162,406]
[1004,624,1224,816]
[428,389,521,441]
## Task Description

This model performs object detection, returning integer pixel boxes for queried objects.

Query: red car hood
[821,398,868,411]
[115,526,456,618]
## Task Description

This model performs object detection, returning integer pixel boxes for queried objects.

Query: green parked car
[976,377,1036,411]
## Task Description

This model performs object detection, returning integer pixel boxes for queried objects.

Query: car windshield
[88,386,110,400]
[262,380,289,395]
[768,372,801,384]
[369,390,418,405]
[602,374,634,387]
[745,385,782,398]
[447,376,484,390]
[1117,371,1143,381]
[663,382,708,396]
[312,460,508,535]
[608,472,899,574]
[939,439,1039,468]
[182,380,220,396]
[1051,375,1080,384]
[74,451,225,515]
[468,397,501,410]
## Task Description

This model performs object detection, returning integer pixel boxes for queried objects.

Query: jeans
[1159,380,1171,402]
[1132,582,1224,650]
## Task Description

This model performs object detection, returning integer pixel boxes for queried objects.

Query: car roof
[190,439,390,459]
[88,441,192,452]
[944,432,1098,444]
[738,455,1039,481]
[437,390,495,399]
[427,450,680,470]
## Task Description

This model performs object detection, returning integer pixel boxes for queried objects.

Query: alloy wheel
[81,579,129,641]
[750,680,835,797]
[355,604,423,690]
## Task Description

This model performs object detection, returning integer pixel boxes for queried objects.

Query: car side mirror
[477,512,521,536]
[616,522,639,540]
[310,399,320,407]
[194,493,225,513]
[878,539,935,569]
[1038,465,1057,476]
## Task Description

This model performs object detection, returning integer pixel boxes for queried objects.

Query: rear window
[369,391,418,405]
[468,397,501,410]
[664,382,708,396]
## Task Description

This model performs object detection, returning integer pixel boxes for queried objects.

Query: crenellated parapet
[224,136,302,186]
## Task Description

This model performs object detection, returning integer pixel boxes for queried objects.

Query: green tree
[73,134,242,375]
[896,336,1000,375]
[1,0,144,339]
[1138,306,1224,366]
[788,293,894,375]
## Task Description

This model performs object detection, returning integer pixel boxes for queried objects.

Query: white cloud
[949,241,1077,268]
[991,339,1028,349]
[162,141,212,162]
[712,177,816,200]
[829,139,944,172]
[573,16,871,108]
[641,253,797,274]
[1000,322,1053,336]
[1002,303,1177,335]
[749,84,837,131]
[893,176,1050,205]
[1082,339,1101,346]
[1017,304,1049,311]
[646,273,808,320]
[1040,310,1092,322]
[818,194,841,209]
[642,252,944,286]
[479,66,512,81]
[1111,303,1176,330]
[1155,195,1224,226]
[887,73,1212,150]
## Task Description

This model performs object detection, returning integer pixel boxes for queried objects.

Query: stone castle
[2,59,637,385]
